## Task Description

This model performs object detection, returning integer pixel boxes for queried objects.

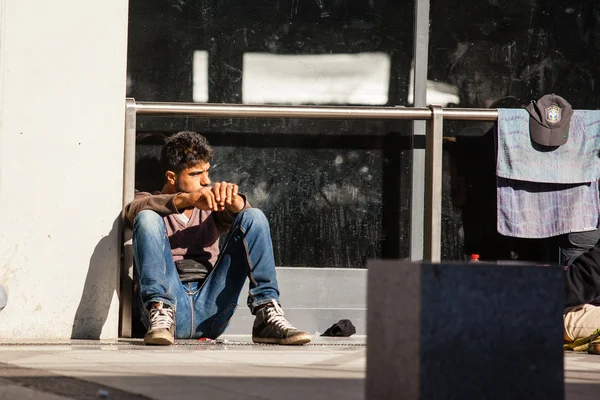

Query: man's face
[167,161,211,193]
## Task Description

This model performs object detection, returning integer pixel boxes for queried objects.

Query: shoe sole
[144,334,174,346]
[252,333,312,345]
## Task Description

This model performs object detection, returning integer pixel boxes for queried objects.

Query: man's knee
[133,210,166,235]
[238,208,269,228]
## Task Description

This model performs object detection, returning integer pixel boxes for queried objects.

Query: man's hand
[173,183,245,213]
[193,186,220,211]
[212,181,245,213]
[174,187,217,211]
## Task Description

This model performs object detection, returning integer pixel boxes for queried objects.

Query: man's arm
[565,243,600,307]
[124,191,199,227]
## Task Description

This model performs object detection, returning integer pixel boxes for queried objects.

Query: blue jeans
[132,208,280,339]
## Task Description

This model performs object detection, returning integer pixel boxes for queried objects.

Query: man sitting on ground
[564,242,600,353]
[124,131,311,346]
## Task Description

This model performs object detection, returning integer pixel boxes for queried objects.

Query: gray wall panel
[227,267,367,335]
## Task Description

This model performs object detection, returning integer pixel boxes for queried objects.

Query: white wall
[0,0,129,338]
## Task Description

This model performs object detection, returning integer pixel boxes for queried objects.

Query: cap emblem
[546,105,562,125]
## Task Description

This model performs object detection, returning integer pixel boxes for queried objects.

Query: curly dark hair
[160,131,214,174]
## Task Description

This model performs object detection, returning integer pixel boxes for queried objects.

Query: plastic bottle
[469,254,480,263]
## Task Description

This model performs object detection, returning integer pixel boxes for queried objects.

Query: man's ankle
[254,300,278,314]
[148,301,171,310]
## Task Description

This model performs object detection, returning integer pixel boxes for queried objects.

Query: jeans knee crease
[242,236,259,287]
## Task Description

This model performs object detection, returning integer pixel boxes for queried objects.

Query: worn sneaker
[564,328,600,354]
[144,302,175,346]
[589,332,600,355]
[252,301,311,345]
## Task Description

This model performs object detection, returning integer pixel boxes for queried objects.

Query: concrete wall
[0,0,129,338]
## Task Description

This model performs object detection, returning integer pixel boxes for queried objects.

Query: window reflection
[407,64,460,106]
[242,52,390,105]
[192,50,209,103]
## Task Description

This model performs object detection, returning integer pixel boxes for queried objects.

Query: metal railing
[120,98,499,336]
[134,101,498,120]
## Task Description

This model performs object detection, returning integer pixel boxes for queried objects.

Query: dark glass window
[430,0,600,261]
[128,0,415,267]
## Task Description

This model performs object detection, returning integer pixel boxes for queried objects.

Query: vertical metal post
[424,105,443,262]
[410,0,431,261]
[119,98,137,338]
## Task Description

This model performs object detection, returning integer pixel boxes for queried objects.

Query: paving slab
[0,336,365,400]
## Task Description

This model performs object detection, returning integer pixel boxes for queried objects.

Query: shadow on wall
[0,284,6,311]
[71,217,120,339]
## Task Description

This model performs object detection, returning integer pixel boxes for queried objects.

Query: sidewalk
[0,337,598,399]
[0,336,365,400]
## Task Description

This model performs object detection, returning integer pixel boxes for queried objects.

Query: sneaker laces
[149,302,174,330]
[264,301,296,331]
